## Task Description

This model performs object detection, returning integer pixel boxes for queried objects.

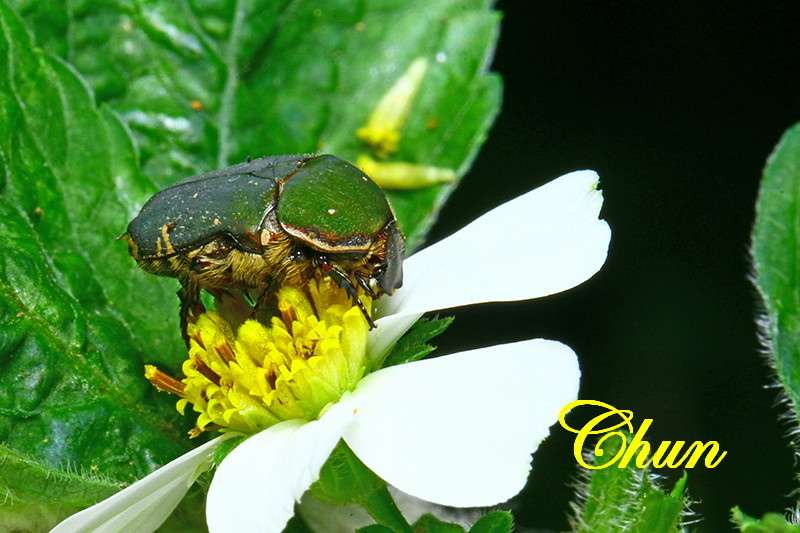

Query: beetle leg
[354,296,377,330]
[178,280,204,347]
[252,278,279,320]
[205,287,230,300]
[328,268,376,330]
[354,272,377,298]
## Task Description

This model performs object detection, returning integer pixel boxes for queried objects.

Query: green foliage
[468,512,514,533]
[285,514,317,533]
[752,122,800,423]
[11,0,501,251]
[0,444,120,530]
[743,120,800,533]
[312,442,413,532]
[0,0,500,529]
[412,514,465,532]
[569,433,689,533]
[403,512,513,533]
[0,443,119,506]
[311,444,513,533]
[382,315,454,367]
[733,507,800,533]
[357,526,397,533]
[0,4,196,528]
[310,441,387,506]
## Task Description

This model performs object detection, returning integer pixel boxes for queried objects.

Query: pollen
[146,278,372,436]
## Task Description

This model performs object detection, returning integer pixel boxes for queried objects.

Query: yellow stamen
[145,278,371,437]
[145,365,186,396]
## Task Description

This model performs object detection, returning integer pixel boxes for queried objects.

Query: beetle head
[315,220,404,299]
[374,221,404,295]
[304,220,403,330]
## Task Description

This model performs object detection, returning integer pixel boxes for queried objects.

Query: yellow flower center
[145,278,371,437]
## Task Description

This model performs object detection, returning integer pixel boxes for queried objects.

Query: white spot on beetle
[327,208,336,215]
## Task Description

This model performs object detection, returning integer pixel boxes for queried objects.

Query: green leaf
[356,526,396,533]
[0,1,194,525]
[311,442,412,532]
[732,507,800,533]
[412,514,465,533]
[284,513,317,533]
[570,433,689,533]
[12,0,501,251]
[752,122,800,422]
[0,443,120,529]
[0,503,79,533]
[468,511,514,533]
[382,315,454,367]
[311,441,386,506]
[0,443,119,506]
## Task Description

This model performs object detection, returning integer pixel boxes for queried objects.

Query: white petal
[51,436,228,533]
[344,339,580,507]
[206,396,362,533]
[377,170,610,319]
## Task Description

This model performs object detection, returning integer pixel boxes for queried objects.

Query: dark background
[428,2,800,532]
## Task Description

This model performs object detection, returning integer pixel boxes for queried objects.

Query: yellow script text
[558,400,727,469]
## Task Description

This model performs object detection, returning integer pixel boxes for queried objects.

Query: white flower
[52,170,610,533]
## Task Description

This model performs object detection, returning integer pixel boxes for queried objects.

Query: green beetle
[124,154,404,341]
